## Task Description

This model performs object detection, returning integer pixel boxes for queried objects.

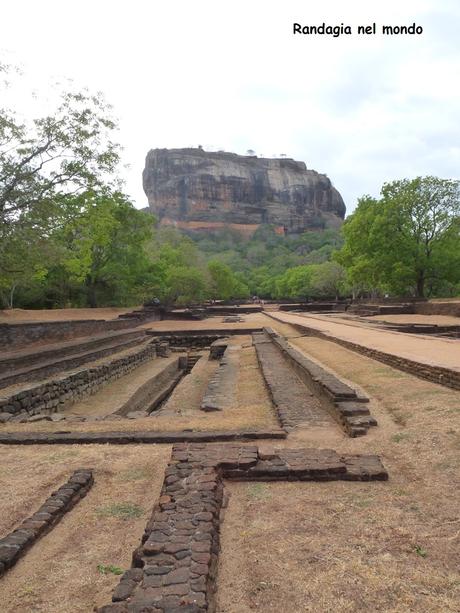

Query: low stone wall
[0,317,156,351]
[279,302,347,312]
[0,469,93,576]
[415,302,460,317]
[147,328,261,341]
[115,359,183,417]
[260,328,376,436]
[0,430,287,445]
[265,314,460,391]
[0,343,158,422]
[0,331,146,390]
[97,443,387,612]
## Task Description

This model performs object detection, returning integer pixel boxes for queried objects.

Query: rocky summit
[142,148,345,236]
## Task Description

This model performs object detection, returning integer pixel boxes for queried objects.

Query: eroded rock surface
[143,148,345,235]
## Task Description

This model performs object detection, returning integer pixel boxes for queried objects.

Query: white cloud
[1,0,459,214]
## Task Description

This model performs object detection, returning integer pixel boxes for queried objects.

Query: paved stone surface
[97,443,387,612]
[255,329,377,436]
[0,468,93,577]
[201,346,238,412]
[253,334,337,431]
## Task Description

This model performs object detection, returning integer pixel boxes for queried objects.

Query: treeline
[1,66,459,308]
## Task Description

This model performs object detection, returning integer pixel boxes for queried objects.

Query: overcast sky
[2,0,459,215]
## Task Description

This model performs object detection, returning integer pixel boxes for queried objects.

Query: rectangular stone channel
[255,329,377,436]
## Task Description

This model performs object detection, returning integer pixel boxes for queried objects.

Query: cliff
[142,148,345,236]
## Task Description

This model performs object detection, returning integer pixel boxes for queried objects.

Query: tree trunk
[416,273,425,298]
[86,280,97,308]
[8,283,17,309]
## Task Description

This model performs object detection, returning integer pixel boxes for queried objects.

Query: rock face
[143,148,345,235]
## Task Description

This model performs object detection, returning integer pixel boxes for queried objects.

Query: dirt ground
[0,444,171,613]
[270,311,460,371]
[370,314,460,325]
[0,307,137,322]
[217,335,460,613]
[141,313,270,332]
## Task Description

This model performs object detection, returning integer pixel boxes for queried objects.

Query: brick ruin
[0,312,394,611]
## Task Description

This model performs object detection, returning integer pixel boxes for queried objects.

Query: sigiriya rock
[142,148,345,236]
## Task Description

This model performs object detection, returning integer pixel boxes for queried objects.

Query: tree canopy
[335,177,460,298]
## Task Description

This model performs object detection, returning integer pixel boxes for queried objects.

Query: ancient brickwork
[200,346,238,412]
[97,443,387,612]
[0,342,158,422]
[0,329,147,389]
[255,329,377,436]
[0,469,93,577]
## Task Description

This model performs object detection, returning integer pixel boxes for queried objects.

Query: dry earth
[0,307,137,322]
[369,314,460,325]
[0,444,171,613]
[217,332,460,613]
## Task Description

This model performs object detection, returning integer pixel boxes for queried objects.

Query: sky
[2,0,460,216]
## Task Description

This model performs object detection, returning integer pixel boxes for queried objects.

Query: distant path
[265,311,460,373]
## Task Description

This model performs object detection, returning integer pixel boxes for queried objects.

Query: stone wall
[415,302,460,317]
[0,343,159,421]
[97,443,387,612]
[0,318,150,351]
[0,469,93,577]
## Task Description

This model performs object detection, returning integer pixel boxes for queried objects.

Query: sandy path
[370,314,460,325]
[0,307,138,323]
[0,444,171,613]
[267,312,460,371]
[141,313,268,332]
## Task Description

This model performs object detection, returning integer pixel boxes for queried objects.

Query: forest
[1,67,459,309]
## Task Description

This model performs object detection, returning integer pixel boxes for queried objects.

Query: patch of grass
[96,502,144,520]
[97,564,123,575]
[392,413,408,426]
[414,545,428,558]
[247,483,271,500]
[116,468,150,482]
[45,450,80,463]
[354,498,374,508]
[391,432,410,443]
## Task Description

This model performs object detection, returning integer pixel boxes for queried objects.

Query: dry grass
[218,480,460,613]
[0,444,171,612]
[217,335,460,612]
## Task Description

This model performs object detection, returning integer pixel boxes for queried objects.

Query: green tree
[336,177,460,298]
[58,192,153,307]
[0,64,122,307]
[309,261,346,299]
[208,260,249,300]
[165,267,208,306]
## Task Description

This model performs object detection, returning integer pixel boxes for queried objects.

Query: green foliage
[414,545,428,558]
[336,177,460,298]
[96,502,144,519]
[97,564,124,575]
